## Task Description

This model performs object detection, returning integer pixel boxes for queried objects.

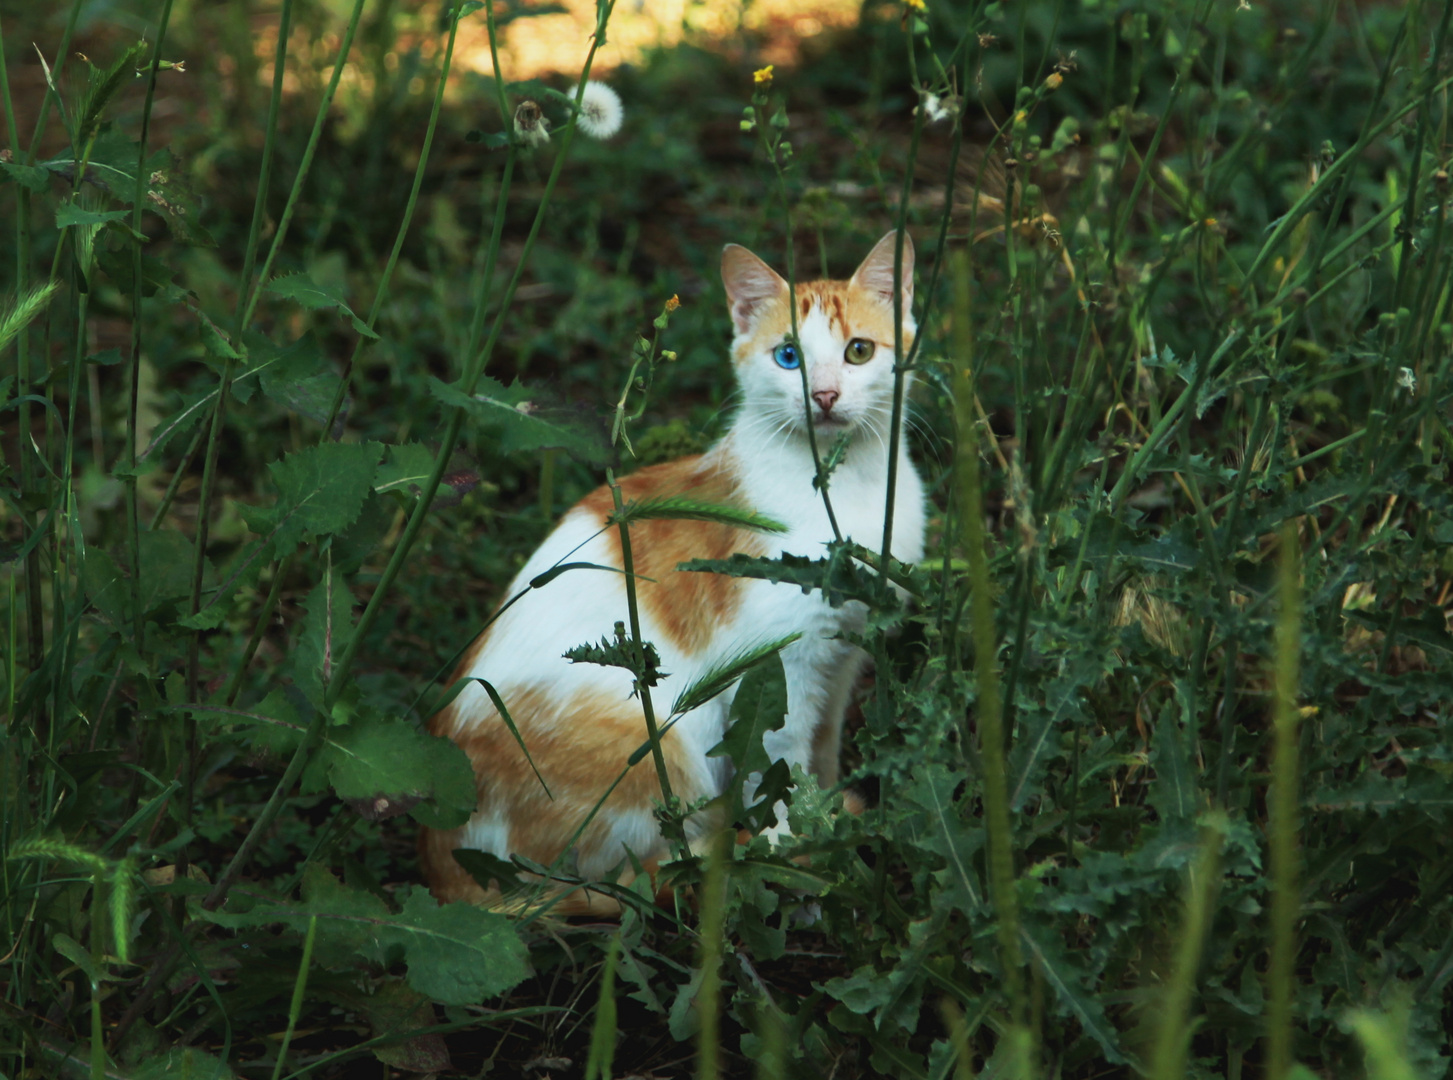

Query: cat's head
[721,231,916,445]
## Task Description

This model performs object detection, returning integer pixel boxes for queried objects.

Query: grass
[2,0,1452,1076]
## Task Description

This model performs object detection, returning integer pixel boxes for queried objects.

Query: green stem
[1266,524,1303,1080]
[607,472,678,829]
[128,0,178,655]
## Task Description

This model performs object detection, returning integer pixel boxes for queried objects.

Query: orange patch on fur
[420,681,710,905]
[580,456,763,654]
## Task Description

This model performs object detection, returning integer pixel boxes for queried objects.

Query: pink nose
[812,390,839,414]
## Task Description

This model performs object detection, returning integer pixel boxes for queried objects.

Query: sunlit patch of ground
[457,0,862,79]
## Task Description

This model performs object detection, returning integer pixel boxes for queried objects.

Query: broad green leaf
[318,717,478,830]
[267,441,385,556]
[374,442,437,498]
[1021,921,1129,1064]
[140,529,212,613]
[380,888,531,1005]
[0,161,49,192]
[244,333,344,424]
[55,203,130,229]
[430,375,610,463]
[901,764,982,912]
[265,271,380,338]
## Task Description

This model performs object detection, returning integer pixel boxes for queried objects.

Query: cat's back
[431,448,763,741]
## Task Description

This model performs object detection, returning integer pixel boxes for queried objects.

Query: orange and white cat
[420,232,924,908]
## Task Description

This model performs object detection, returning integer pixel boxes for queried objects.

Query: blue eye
[773,342,801,370]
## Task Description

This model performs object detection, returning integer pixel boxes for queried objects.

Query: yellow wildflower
[904,0,927,9]
[1045,72,1063,90]
[753,66,774,85]
[665,294,680,312]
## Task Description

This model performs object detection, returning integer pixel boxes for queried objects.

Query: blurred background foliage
[2,0,1451,1075]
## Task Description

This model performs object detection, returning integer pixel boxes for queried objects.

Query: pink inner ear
[722,246,787,334]
[852,233,915,307]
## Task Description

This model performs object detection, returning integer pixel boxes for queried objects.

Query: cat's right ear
[721,244,788,336]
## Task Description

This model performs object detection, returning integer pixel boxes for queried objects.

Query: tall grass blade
[1149,815,1226,1080]
[584,934,620,1080]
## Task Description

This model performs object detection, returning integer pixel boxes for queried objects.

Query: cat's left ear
[850,231,915,322]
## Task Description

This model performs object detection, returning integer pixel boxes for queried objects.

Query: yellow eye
[845,338,876,365]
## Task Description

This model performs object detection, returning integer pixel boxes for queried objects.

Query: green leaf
[565,627,666,687]
[267,441,385,556]
[293,569,356,708]
[374,442,437,498]
[680,546,890,610]
[430,376,610,463]
[901,764,982,913]
[193,306,240,361]
[265,271,380,339]
[319,717,479,830]
[452,849,528,897]
[0,161,50,192]
[55,202,130,229]
[611,496,786,533]
[130,1047,237,1079]
[708,652,787,810]
[1150,701,1197,823]
[140,529,212,613]
[52,932,100,982]
[669,633,801,717]
[381,888,531,1005]
[1021,921,1129,1064]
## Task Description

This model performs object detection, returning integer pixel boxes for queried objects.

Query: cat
[419,231,925,913]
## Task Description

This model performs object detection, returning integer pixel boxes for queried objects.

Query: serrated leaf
[267,441,384,556]
[430,375,610,463]
[611,496,786,533]
[680,547,890,610]
[0,161,50,192]
[382,888,530,1005]
[669,633,801,717]
[565,630,665,687]
[1021,921,1129,1064]
[708,652,787,781]
[901,764,982,912]
[265,271,380,339]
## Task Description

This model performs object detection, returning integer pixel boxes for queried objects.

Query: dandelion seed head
[578,80,623,140]
[1397,367,1416,393]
